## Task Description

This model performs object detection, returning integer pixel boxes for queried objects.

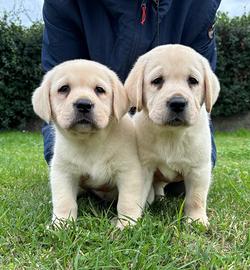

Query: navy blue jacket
[41,0,221,166]
[42,0,220,78]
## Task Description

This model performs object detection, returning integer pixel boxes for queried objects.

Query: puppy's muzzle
[73,99,95,125]
[166,96,188,126]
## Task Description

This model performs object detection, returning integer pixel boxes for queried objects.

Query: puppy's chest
[74,152,114,187]
[155,141,191,174]
[86,163,113,187]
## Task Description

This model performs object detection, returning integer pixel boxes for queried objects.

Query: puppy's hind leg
[153,169,168,198]
[146,186,155,205]
[153,181,166,197]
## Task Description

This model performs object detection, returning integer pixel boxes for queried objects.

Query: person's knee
[211,144,217,168]
[42,123,55,165]
[209,120,217,168]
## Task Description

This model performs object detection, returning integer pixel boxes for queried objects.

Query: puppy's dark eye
[95,86,106,95]
[151,76,164,86]
[188,76,199,86]
[58,85,70,94]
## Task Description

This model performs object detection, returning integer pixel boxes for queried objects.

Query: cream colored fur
[32,60,145,229]
[125,45,220,226]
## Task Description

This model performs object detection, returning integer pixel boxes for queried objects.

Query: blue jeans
[42,123,55,165]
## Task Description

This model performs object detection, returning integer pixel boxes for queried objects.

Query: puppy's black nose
[74,99,94,113]
[167,96,188,113]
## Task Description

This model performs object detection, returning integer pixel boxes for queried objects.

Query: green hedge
[0,13,249,129]
[214,12,250,116]
[0,17,42,130]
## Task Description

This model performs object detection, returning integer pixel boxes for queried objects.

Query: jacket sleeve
[42,0,89,72]
[189,0,221,71]
[190,24,217,71]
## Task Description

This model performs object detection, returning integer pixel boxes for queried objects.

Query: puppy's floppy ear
[109,71,129,121]
[32,70,53,123]
[124,55,147,111]
[202,58,220,113]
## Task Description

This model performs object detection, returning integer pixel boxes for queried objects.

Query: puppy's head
[125,45,220,127]
[32,60,128,133]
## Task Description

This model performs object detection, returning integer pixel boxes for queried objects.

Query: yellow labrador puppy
[32,60,145,229]
[125,45,220,226]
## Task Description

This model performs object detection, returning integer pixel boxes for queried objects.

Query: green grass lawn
[0,130,249,269]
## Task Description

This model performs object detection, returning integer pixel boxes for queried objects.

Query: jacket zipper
[141,0,147,25]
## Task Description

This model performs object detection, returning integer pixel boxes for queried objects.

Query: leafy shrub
[0,17,42,130]
[214,12,250,116]
[0,13,249,129]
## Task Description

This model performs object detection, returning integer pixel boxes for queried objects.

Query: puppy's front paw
[114,217,136,230]
[51,208,77,228]
[186,212,209,227]
[51,216,76,229]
